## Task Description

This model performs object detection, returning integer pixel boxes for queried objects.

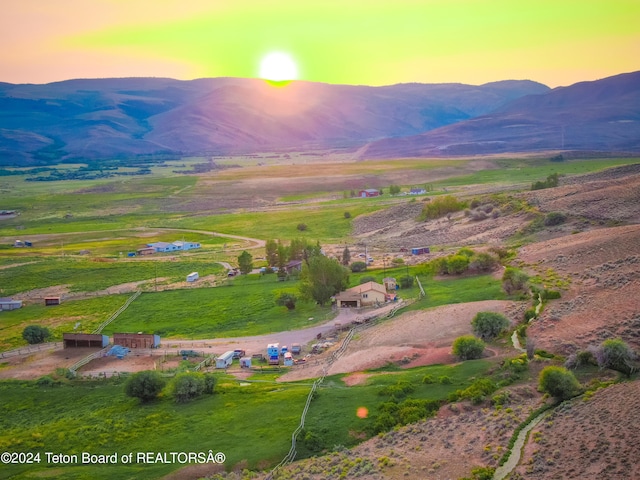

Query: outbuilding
[359,189,380,198]
[411,247,430,255]
[0,298,22,311]
[216,351,235,369]
[283,352,294,367]
[44,296,61,306]
[112,333,160,349]
[240,357,252,368]
[63,333,109,348]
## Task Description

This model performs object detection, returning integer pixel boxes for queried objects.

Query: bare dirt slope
[514,381,640,479]
[277,300,519,383]
[518,224,640,353]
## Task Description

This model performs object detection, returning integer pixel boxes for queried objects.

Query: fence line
[92,290,141,334]
[267,300,411,479]
[0,341,63,359]
[194,354,216,371]
[68,346,111,375]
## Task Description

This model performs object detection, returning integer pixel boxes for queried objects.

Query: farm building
[173,241,201,251]
[147,242,179,253]
[285,260,303,274]
[359,189,380,198]
[0,298,22,311]
[409,188,427,195]
[240,357,252,368]
[63,333,109,348]
[216,351,235,369]
[186,272,199,282]
[136,247,155,256]
[383,277,397,291]
[44,296,61,306]
[411,246,430,255]
[112,333,160,349]
[334,281,388,308]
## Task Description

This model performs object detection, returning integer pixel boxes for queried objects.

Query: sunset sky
[1,0,638,87]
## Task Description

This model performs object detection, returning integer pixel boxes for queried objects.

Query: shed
[44,296,61,306]
[240,357,252,368]
[63,333,109,348]
[112,333,160,349]
[216,351,235,369]
[186,272,199,282]
[0,298,22,311]
[411,247,430,255]
[136,247,155,256]
[291,343,302,354]
[383,277,397,291]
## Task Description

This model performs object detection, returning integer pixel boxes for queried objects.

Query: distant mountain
[360,71,640,158]
[0,77,549,166]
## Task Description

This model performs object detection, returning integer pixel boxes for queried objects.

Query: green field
[0,359,493,479]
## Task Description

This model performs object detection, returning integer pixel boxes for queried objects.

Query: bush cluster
[419,195,467,221]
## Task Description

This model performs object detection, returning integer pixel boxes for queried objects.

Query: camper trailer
[215,351,235,369]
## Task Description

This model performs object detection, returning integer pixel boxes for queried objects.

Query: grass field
[0,358,494,479]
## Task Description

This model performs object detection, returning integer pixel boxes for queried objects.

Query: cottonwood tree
[171,372,205,403]
[299,255,349,306]
[538,366,582,400]
[452,335,485,360]
[342,246,351,266]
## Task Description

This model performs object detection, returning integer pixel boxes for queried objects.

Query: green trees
[350,261,367,272]
[471,311,510,340]
[237,250,253,274]
[125,371,166,403]
[22,325,51,344]
[538,366,582,400]
[299,255,349,306]
[452,335,486,360]
[502,267,529,295]
[389,184,401,195]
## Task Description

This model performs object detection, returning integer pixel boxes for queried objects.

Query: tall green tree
[237,250,253,275]
[299,255,349,306]
[342,246,351,266]
[265,239,278,267]
[538,366,582,400]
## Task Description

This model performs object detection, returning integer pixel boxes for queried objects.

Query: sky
[1,0,638,87]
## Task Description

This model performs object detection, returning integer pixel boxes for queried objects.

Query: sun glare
[259,52,298,82]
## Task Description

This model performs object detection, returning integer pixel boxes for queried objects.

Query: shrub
[457,247,475,258]
[446,255,470,274]
[203,373,217,394]
[125,371,166,403]
[419,195,467,220]
[391,257,404,265]
[359,275,376,284]
[471,312,510,340]
[343,211,351,219]
[36,375,58,388]
[502,267,529,295]
[542,289,562,300]
[398,275,414,288]
[544,212,567,226]
[296,223,308,231]
[171,372,206,403]
[22,325,51,344]
[276,292,298,310]
[469,252,499,272]
[538,366,582,400]
[422,374,435,384]
[455,378,497,405]
[594,338,638,376]
[350,261,367,272]
[452,335,486,360]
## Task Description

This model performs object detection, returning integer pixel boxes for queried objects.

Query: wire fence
[0,341,63,359]
[92,290,141,334]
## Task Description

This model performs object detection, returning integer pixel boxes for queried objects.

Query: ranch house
[334,281,388,308]
[173,241,201,251]
[147,242,179,253]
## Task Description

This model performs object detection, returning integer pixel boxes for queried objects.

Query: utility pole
[155,262,158,292]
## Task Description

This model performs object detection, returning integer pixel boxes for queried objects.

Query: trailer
[186,272,199,282]
[216,351,235,369]
[291,343,302,354]
[283,352,294,367]
[411,246,430,255]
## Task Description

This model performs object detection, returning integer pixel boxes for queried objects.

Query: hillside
[361,71,640,158]
[0,78,548,166]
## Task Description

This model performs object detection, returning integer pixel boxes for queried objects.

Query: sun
[259,52,298,82]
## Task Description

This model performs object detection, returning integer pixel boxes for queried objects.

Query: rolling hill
[0,77,548,166]
[360,71,640,158]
